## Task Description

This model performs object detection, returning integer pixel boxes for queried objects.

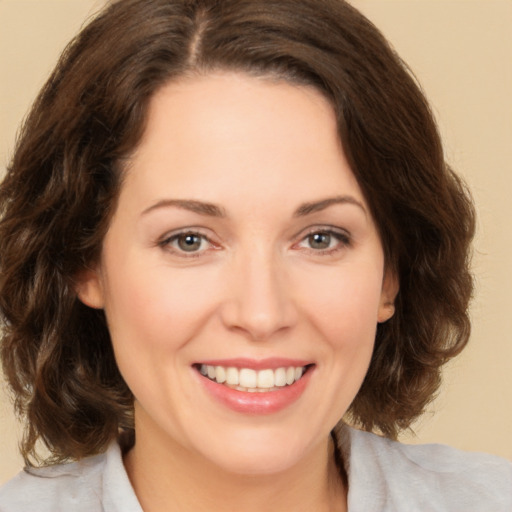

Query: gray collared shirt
[1,426,511,511]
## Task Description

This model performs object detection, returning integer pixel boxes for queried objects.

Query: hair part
[0,0,475,464]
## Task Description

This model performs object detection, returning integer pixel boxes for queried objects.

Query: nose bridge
[221,241,296,340]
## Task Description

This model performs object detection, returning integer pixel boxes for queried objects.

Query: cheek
[101,257,220,356]
[101,264,221,413]
[297,261,384,348]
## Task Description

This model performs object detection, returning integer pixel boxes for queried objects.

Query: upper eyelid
[159,227,212,242]
[158,225,350,241]
[293,224,351,241]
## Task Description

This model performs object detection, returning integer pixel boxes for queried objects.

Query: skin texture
[78,72,398,512]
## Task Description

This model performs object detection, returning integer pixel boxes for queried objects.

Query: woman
[0,0,510,510]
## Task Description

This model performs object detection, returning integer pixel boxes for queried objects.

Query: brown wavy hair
[0,0,475,465]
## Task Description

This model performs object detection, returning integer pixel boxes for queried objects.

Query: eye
[159,231,213,255]
[295,228,350,254]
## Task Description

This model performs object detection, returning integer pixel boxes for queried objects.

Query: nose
[219,247,298,341]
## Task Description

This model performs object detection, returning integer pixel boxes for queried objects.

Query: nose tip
[219,257,297,341]
[223,307,288,341]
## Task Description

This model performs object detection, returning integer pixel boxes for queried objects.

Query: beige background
[1,0,511,484]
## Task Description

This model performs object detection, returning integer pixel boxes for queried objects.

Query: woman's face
[79,72,397,475]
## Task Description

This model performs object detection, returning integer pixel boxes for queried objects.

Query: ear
[75,267,105,309]
[377,269,399,323]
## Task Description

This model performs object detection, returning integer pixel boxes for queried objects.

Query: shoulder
[0,451,107,512]
[339,425,512,512]
[0,443,142,512]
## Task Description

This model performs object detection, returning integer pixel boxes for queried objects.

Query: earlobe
[75,267,105,309]
[378,270,399,323]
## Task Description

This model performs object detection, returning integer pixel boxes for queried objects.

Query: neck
[123,422,347,512]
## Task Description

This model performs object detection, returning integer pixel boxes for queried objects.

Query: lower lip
[197,368,313,415]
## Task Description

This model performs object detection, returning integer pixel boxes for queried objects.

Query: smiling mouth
[195,364,313,392]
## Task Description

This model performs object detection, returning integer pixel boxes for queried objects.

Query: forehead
[121,71,365,212]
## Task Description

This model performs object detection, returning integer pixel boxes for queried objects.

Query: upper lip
[194,357,313,370]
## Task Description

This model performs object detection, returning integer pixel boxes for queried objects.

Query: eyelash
[158,229,216,258]
[294,227,351,256]
[157,226,351,258]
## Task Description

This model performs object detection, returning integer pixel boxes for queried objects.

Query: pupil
[310,232,330,249]
[178,234,201,252]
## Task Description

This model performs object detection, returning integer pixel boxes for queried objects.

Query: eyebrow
[141,195,366,218]
[293,195,366,217]
[141,199,226,217]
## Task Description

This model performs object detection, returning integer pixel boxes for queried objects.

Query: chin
[189,425,322,476]
[205,446,304,476]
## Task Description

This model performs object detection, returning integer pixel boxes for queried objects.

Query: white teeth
[200,364,308,390]
[239,368,257,388]
[274,367,286,387]
[257,369,274,389]
[215,366,226,384]
[226,367,239,386]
